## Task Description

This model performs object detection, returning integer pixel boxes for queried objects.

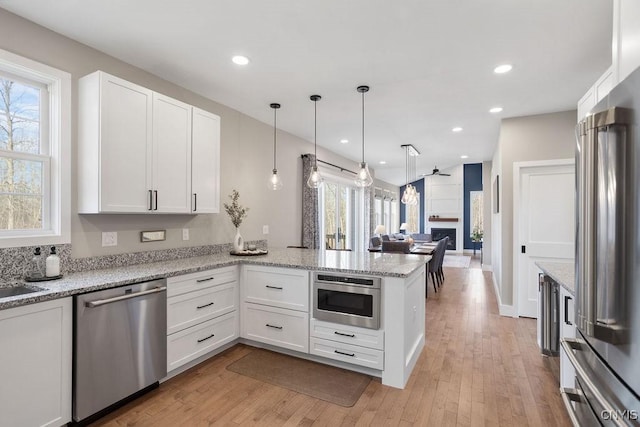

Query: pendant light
[268,103,283,190]
[307,95,324,189]
[401,144,419,205]
[354,85,373,187]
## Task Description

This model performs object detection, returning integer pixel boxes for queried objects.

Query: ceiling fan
[424,166,451,177]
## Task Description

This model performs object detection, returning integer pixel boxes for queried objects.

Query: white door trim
[513,158,574,317]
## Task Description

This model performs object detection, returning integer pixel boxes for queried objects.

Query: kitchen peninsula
[0,247,428,425]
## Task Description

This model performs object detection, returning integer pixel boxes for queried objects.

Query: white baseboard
[491,273,517,317]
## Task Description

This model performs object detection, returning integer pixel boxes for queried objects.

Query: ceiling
[1,0,612,185]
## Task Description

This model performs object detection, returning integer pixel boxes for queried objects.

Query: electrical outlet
[182,228,189,241]
[262,225,269,234]
[102,231,118,247]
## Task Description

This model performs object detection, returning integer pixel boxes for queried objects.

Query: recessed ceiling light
[232,55,250,65]
[340,139,349,144]
[461,155,469,159]
[489,107,503,113]
[452,127,463,132]
[379,160,386,165]
[494,64,513,74]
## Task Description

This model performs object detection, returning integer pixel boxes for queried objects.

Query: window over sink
[0,49,70,247]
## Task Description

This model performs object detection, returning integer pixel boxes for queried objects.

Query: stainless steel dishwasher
[73,279,167,424]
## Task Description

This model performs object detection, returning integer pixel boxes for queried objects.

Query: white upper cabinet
[79,72,153,213]
[613,0,640,84]
[78,71,220,214]
[191,108,220,213]
[152,93,192,213]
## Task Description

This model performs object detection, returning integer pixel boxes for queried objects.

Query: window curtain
[301,154,320,248]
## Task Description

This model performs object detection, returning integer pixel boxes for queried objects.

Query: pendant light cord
[361,90,365,163]
[314,98,318,167]
[273,107,277,170]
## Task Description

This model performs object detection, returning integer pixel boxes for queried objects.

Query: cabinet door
[152,93,192,213]
[0,298,72,427]
[100,73,153,212]
[191,108,220,213]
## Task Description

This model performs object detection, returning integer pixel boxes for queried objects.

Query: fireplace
[431,228,456,250]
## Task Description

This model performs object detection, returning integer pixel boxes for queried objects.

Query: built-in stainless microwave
[312,272,381,330]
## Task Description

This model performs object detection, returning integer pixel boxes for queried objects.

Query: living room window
[0,49,70,247]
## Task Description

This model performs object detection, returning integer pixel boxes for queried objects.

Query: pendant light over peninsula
[354,85,373,188]
[307,94,324,189]
[268,103,283,190]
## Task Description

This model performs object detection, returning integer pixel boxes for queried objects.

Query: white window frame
[0,49,70,248]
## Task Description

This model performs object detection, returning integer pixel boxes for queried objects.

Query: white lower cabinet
[0,297,72,427]
[168,311,237,371]
[309,337,384,370]
[243,303,309,352]
[309,319,384,369]
[559,286,576,389]
[167,266,239,372]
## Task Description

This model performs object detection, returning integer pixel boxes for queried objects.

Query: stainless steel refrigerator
[567,67,640,425]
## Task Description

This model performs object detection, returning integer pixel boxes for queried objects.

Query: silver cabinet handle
[193,193,197,212]
[561,338,623,424]
[334,331,355,338]
[153,190,158,211]
[266,285,283,290]
[334,350,355,357]
[148,190,153,210]
[196,277,215,283]
[265,324,283,330]
[560,387,582,427]
[196,302,214,309]
[85,286,166,308]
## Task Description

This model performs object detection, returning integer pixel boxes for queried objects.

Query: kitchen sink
[0,285,44,298]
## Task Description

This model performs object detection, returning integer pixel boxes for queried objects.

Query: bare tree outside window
[0,76,45,231]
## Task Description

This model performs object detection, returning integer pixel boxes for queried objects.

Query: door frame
[512,158,574,317]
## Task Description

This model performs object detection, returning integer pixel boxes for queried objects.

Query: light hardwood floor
[92,255,570,426]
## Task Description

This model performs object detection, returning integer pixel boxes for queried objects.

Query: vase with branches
[224,190,249,252]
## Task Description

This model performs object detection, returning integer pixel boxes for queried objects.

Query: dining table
[368,242,436,255]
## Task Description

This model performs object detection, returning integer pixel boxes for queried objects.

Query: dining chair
[381,241,410,253]
[370,236,382,248]
[380,234,391,242]
[428,238,447,290]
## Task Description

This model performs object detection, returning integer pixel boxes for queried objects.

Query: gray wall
[493,110,576,306]
[481,160,492,267]
[0,9,384,258]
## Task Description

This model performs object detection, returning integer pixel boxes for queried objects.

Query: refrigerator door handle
[560,387,582,427]
[561,338,625,425]
[576,107,631,345]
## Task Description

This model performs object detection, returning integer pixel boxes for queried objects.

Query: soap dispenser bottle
[30,247,45,279]
[46,246,60,277]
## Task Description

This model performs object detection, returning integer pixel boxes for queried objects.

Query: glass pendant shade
[307,165,323,188]
[355,162,373,187]
[269,169,283,190]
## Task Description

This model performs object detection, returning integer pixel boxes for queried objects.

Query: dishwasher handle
[85,286,167,308]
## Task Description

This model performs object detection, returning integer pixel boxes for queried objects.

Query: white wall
[492,110,576,309]
[0,9,374,257]
[481,160,492,269]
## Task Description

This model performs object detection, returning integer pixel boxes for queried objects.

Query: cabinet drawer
[167,266,237,297]
[310,319,384,350]
[310,337,383,370]
[243,303,308,353]
[167,311,237,372]
[243,266,309,311]
[168,282,236,334]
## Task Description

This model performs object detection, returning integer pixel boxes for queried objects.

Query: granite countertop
[536,261,575,295]
[0,248,430,310]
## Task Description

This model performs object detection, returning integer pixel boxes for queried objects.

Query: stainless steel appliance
[566,67,640,425]
[73,279,167,424]
[312,272,381,329]
[539,273,559,356]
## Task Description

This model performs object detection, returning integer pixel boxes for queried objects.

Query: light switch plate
[262,225,269,234]
[102,231,118,247]
[182,228,189,241]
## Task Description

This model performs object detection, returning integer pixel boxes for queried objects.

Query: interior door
[517,162,575,318]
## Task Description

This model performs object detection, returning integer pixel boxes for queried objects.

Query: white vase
[233,228,244,252]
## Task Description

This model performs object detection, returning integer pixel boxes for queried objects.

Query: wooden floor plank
[90,254,570,426]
